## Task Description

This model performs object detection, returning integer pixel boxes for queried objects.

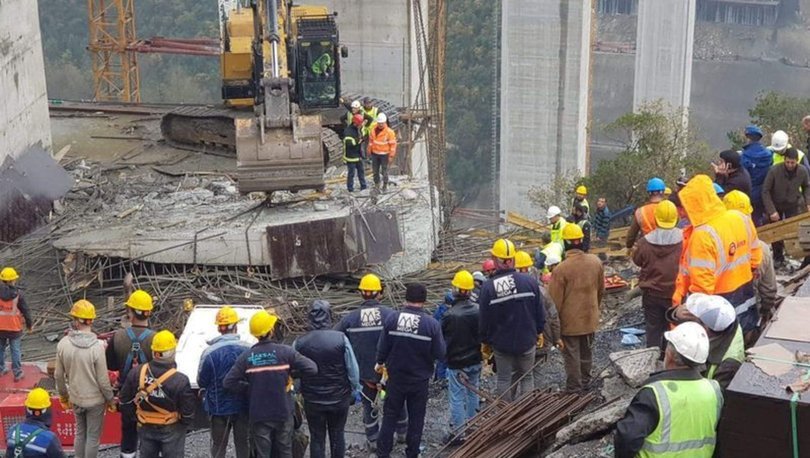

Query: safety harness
[122,327,153,381]
[12,425,43,457]
[135,364,180,425]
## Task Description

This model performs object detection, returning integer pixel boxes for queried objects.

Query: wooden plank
[755,212,810,244]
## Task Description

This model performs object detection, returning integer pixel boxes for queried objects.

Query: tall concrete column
[633,0,696,113]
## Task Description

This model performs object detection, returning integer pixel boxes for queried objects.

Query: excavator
[161,0,348,194]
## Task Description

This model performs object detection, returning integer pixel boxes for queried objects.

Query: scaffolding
[88,0,141,102]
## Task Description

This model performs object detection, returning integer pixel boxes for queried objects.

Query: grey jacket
[55,330,114,407]
[762,163,810,214]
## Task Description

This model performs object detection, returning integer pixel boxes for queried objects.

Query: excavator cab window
[295,16,340,110]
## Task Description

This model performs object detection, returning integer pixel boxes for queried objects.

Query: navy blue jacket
[376,305,446,385]
[741,141,773,205]
[198,334,251,416]
[478,268,546,354]
[5,414,64,458]
[335,299,395,382]
[223,340,317,423]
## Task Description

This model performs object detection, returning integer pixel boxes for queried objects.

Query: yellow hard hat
[151,330,177,353]
[25,388,51,410]
[250,310,279,338]
[576,185,588,195]
[359,274,382,292]
[562,224,585,241]
[490,239,516,259]
[515,251,533,269]
[723,190,753,215]
[654,200,678,229]
[69,299,96,320]
[0,267,19,282]
[451,270,475,291]
[125,290,154,312]
[664,187,673,197]
[215,306,239,326]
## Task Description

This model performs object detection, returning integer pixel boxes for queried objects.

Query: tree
[526,170,582,217]
[731,91,810,148]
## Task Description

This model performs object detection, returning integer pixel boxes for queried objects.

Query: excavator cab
[293,16,341,110]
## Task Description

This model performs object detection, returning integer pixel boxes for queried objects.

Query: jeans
[120,402,139,455]
[377,379,429,458]
[371,154,389,187]
[139,423,186,458]
[494,348,535,401]
[447,364,481,430]
[252,417,294,458]
[361,382,406,445]
[562,334,594,391]
[74,403,106,458]
[211,413,251,458]
[772,206,799,262]
[0,336,22,378]
[532,352,549,390]
[304,400,350,458]
[642,292,670,351]
[346,160,367,192]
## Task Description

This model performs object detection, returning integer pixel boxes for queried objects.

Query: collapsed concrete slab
[554,397,631,448]
[609,347,660,387]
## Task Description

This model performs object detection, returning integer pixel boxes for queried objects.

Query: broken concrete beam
[553,398,631,448]
[601,373,635,400]
[609,347,660,387]
[547,433,615,458]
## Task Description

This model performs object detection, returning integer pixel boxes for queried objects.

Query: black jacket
[223,340,317,423]
[119,359,196,427]
[614,368,704,458]
[0,284,32,339]
[478,269,545,354]
[715,168,752,196]
[376,305,445,385]
[441,296,482,369]
[335,299,395,382]
[343,124,363,161]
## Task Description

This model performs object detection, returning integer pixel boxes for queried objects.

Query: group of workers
[343,98,397,193]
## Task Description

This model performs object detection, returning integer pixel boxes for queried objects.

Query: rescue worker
[368,113,397,192]
[713,149,752,196]
[514,250,535,275]
[615,322,722,458]
[762,147,810,265]
[570,203,592,252]
[0,267,32,382]
[362,97,379,129]
[198,306,251,458]
[482,259,497,279]
[5,388,64,458]
[345,100,362,125]
[677,175,762,339]
[625,177,666,249]
[740,125,773,226]
[534,255,562,390]
[631,201,683,351]
[105,289,155,458]
[224,311,318,458]
[334,274,405,451]
[572,185,590,215]
[478,239,545,401]
[376,283,445,458]
[550,225,604,392]
[547,206,567,245]
[119,330,195,458]
[535,232,564,273]
[470,271,486,303]
[769,129,810,170]
[441,271,482,444]
[592,197,611,244]
[54,300,115,458]
[343,113,368,192]
[294,300,361,458]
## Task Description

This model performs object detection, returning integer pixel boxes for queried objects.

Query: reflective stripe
[689,258,716,269]
[734,296,757,315]
[642,437,717,453]
[489,292,536,305]
[719,253,751,274]
[389,331,432,341]
[346,326,383,333]
[643,380,722,455]
[246,364,291,373]
[695,225,726,269]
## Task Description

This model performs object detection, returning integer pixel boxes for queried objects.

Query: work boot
[13,372,24,382]
[396,432,407,444]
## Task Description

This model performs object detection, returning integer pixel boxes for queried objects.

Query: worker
[4,388,64,458]
[592,197,612,244]
[762,147,810,266]
[713,149,752,196]
[614,322,722,458]
[547,206,567,245]
[514,250,535,274]
[769,129,810,169]
[343,113,367,193]
[440,271,482,444]
[740,125,773,226]
[631,201,683,351]
[334,274,405,452]
[345,100,362,125]
[549,225,604,392]
[197,306,251,458]
[119,330,195,458]
[362,97,379,130]
[54,300,114,458]
[481,259,497,279]
[293,300,360,458]
[534,255,562,390]
[478,239,545,400]
[470,271,486,303]
[376,283,445,458]
[572,185,590,215]
[678,174,762,339]
[368,113,397,193]
[570,203,592,252]
[105,289,155,458]
[625,177,666,249]
[663,187,672,198]
[0,266,32,382]
[311,51,334,78]
[534,232,564,273]
[224,311,317,458]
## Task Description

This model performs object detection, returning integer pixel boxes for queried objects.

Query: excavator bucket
[234,114,326,194]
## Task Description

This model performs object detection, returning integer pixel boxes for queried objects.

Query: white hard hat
[685,293,736,332]
[664,322,710,364]
[472,271,486,283]
[351,100,361,109]
[544,253,561,267]
[376,113,387,124]
[771,130,789,152]
[547,206,562,219]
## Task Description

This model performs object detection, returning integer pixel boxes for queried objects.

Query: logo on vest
[396,312,420,334]
[360,308,382,327]
[493,275,517,298]
[728,242,736,257]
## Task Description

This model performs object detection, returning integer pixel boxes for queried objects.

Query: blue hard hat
[745,125,763,137]
[713,183,725,195]
[647,177,666,193]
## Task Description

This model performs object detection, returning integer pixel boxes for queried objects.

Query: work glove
[536,334,545,349]
[59,396,72,411]
[286,376,294,393]
[374,363,385,374]
[481,344,493,362]
[106,399,118,413]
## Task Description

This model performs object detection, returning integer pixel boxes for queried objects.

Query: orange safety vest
[0,296,23,332]
[368,125,397,158]
[135,364,180,426]
[635,203,658,235]
[672,225,693,306]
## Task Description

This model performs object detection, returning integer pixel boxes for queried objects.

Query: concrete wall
[0,0,51,160]
[499,0,591,219]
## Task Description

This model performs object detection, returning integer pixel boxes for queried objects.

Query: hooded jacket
[632,228,683,298]
[54,330,114,408]
[198,333,251,416]
[0,283,32,339]
[5,412,64,458]
[741,141,773,205]
[294,300,360,405]
[335,299,395,382]
[549,250,604,336]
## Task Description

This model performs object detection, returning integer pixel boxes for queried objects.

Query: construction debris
[553,397,631,449]
[610,347,661,387]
